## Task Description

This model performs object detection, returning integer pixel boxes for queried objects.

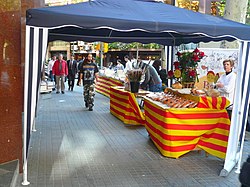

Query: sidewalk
[16,85,249,187]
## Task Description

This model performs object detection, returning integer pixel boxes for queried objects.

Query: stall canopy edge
[26,0,250,43]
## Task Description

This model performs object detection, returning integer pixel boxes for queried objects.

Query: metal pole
[22,26,30,186]
[136,43,139,60]
[100,42,103,69]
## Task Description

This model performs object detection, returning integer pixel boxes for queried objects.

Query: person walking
[78,53,99,111]
[48,55,56,82]
[67,55,77,91]
[52,54,68,94]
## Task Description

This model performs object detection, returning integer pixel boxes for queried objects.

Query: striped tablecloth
[110,86,145,125]
[96,76,124,97]
[144,96,231,159]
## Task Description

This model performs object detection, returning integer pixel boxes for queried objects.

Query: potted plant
[168,48,205,88]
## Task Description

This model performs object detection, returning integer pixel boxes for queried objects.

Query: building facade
[0,0,45,171]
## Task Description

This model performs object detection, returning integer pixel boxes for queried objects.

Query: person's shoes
[89,107,93,111]
[68,87,70,91]
[85,102,89,108]
[71,87,73,91]
[62,91,65,94]
[56,91,60,94]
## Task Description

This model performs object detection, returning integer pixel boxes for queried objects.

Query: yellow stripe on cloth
[144,104,230,126]
[110,87,145,125]
[144,98,230,159]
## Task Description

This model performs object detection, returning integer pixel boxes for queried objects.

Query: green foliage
[247,0,250,25]
[108,42,162,50]
[216,0,226,16]
[95,56,101,65]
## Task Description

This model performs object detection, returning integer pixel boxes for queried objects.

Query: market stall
[144,91,231,159]
[24,0,250,183]
[110,86,146,125]
[96,76,124,97]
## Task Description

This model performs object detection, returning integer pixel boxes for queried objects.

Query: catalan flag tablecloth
[144,96,231,159]
[110,87,145,125]
[96,76,124,97]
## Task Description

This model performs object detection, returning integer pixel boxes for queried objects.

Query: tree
[220,0,249,48]
[246,0,250,25]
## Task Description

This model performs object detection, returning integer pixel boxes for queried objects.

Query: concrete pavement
[16,85,250,187]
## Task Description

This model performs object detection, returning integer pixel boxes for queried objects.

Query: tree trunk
[221,0,248,48]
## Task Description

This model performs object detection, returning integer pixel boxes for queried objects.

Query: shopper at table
[52,54,68,94]
[124,55,133,73]
[115,59,124,71]
[139,59,162,92]
[152,59,161,74]
[78,53,99,111]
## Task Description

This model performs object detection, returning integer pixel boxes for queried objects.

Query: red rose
[173,61,180,68]
[199,52,205,57]
[188,70,196,77]
[193,48,200,53]
[176,52,182,57]
[192,54,199,62]
[168,70,174,78]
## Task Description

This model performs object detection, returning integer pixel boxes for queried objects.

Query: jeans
[149,83,162,92]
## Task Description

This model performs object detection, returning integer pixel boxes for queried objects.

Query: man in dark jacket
[67,55,78,91]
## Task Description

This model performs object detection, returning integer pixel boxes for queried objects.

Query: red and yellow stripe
[110,87,145,125]
[144,98,230,159]
[96,76,123,97]
[197,96,230,110]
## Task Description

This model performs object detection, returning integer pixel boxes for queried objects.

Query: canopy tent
[26,0,250,45]
[23,0,250,185]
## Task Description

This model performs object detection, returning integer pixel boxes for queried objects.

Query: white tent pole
[31,27,39,132]
[100,42,103,69]
[22,26,31,186]
[235,41,250,173]
[220,42,243,176]
[165,46,173,87]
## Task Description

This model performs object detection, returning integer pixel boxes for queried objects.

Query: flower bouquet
[126,69,143,93]
[126,69,143,82]
[168,48,205,88]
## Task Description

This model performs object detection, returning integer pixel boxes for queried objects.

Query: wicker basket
[182,82,195,88]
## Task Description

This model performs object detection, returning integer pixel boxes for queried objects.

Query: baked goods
[205,89,220,97]
[147,90,198,108]
[172,82,183,89]
[191,88,206,96]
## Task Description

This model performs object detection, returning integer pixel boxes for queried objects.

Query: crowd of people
[47,53,98,111]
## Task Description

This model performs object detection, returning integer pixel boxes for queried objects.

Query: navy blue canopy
[26,0,250,45]
[23,1,250,183]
